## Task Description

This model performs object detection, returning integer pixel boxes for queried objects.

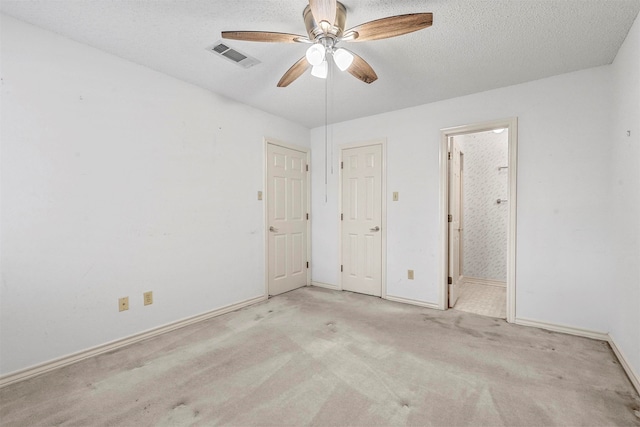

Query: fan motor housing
[303,1,347,40]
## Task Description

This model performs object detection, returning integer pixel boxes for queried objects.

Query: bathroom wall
[456,131,509,282]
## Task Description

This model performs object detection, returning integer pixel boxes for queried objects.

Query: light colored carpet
[453,282,506,319]
[1,286,639,426]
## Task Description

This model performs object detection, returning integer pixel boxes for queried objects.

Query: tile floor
[453,281,506,319]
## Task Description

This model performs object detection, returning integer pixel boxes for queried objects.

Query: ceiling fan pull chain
[324,61,329,203]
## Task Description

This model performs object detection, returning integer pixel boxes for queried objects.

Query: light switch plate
[393,192,399,201]
[257,191,263,201]
[408,270,414,280]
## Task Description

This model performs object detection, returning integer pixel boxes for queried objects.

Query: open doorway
[439,118,517,322]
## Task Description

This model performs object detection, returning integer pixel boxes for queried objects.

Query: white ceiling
[2,0,639,128]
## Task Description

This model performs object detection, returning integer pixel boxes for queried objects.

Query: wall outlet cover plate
[144,291,153,306]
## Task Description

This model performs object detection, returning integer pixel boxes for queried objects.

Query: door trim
[338,139,387,298]
[264,138,311,297]
[438,118,518,322]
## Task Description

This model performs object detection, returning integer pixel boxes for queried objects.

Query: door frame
[448,137,463,307]
[264,138,311,297]
[338,139,387,298]
[438,118,518,322]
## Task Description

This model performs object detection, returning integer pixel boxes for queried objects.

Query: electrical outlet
[408,270,414,280]
[119,297,129,312]
[393,192,399,201]
[144,291,153,306]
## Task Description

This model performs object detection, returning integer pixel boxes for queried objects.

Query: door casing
[338,139,387,298]
[264,138,311,297]
[439,118,518,322]
[448,137,463,307]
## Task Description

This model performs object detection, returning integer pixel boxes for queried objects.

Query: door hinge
[448,214,452,223]
[341,161,343,169]
[306,164,309,172]
[341,265,343,272]
[448,152,451,160]
[341,213,343,221]
[448,276,452,285]
[306,213,309,220]
[306,261,309,268]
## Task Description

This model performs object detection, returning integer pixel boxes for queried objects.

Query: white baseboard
[385,294,440,310]
[5,295,638,397]
[0,294,267,388]
[514,318,640,394]
[462,276,506,288]
[310,285,440,310]
[310,284,440,312]
[311,281,340,291]
[514,317,609,340]
[608,335,640,394]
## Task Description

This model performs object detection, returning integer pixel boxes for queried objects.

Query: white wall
[311,65,613,333]
[2,10,637,386]
[456,131,509,282]
[609,14,640,384]
[0,15,309,375]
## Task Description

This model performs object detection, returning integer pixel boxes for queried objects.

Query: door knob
[269,226,279,232]
[370,226,380,232]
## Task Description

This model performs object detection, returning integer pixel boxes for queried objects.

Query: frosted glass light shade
[311,61,328,79]
[333,48,354,71]
[306,44,326,66]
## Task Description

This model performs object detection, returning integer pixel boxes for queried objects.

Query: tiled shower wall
[456,131,508,282]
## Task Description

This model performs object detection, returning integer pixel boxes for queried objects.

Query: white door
[267,143,308,296]
[341,144,383,296]
[448,137,462,307]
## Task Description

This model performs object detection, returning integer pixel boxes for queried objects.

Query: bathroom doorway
[440,118,517,322]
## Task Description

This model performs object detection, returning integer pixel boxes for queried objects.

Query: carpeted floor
[1,286,639,426]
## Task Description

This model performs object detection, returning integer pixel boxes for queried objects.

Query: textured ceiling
[1,0,639,128]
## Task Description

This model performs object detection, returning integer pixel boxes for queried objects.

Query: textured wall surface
[456,131,508,282]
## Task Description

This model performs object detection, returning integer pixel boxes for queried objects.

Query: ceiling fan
[222,0,433,87]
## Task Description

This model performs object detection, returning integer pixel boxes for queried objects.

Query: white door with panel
[267,143,308,296]
[448,137,462,307]
[341,144,383,297]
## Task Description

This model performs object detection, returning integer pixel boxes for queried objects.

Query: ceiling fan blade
[347,52,378,84]
[222,31,310,43]
[345,13,433,42]
[278,57,311,87]
[309,0,337,31]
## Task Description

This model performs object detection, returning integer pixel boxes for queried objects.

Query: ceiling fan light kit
[306,43,326,66]
[311,61,329,79]
[333,48,353,71]
[222,0,433,87]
